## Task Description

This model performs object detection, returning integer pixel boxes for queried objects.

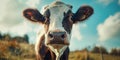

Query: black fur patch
[62,10,73,34]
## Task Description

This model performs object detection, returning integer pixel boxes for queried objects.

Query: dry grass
[0,40,36,60]
[69,51,120,60]
[0,40,120,60]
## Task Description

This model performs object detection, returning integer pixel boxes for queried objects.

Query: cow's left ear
[72,5,94,23]
[23,8,45,24]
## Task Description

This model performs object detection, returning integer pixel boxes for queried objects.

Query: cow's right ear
[23,8,45,23]
[72,6,93,23]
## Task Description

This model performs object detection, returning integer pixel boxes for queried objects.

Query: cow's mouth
[46,39,69,45]
[47,41,69,45]
[47,43,69,45]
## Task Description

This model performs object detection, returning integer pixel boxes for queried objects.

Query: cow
[23,1,93,60]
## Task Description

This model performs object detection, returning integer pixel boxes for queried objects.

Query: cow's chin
[47,42,69,52]
[49,44,68,50]
[47,44,68,57]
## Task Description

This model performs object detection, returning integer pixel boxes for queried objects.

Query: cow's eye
[64,12,66,16]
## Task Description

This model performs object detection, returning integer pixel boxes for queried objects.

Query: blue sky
[0,0,120,51]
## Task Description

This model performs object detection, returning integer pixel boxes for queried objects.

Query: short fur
[23,1,94,60]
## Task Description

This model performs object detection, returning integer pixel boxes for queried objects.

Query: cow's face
[23,1,93,55]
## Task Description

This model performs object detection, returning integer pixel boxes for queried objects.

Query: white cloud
[71,24,82,41]
[0,21,29,36]
[96,0,113,5]
[97,12,120,41]
[0,0,42,39]
[71,23,88,41]
[0,0,26,27]
[0,0,26,35]
[26,0,41,7]
[0,0,46,44]
[119,0,120,5]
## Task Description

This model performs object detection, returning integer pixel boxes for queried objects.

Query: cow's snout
[49,32,66,40]
[46,31,69,45]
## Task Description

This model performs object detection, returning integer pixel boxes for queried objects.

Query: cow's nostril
[48,31,67,39]
[61,34,65,39]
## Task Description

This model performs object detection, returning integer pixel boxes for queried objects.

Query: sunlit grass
[0,40,120,60]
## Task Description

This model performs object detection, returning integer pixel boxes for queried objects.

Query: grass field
[0,40,120,60]
[69,51,120,60]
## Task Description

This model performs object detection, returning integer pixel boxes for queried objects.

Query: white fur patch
[41,1,72,59]
[48,2,72,43]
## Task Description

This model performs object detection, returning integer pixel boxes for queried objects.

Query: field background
[0,40,120,60]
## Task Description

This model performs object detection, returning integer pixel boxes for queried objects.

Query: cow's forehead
[48,5,71,22]
[41,1,72,31]
[41,1,72,15]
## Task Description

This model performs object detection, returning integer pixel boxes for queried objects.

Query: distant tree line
[91,46,120,56]
[91,46,108,54]
[72,46,120,56]
[0,32,29,43]
[110,48,120,56]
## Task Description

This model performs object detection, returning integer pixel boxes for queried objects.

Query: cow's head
[23,1,93,58]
